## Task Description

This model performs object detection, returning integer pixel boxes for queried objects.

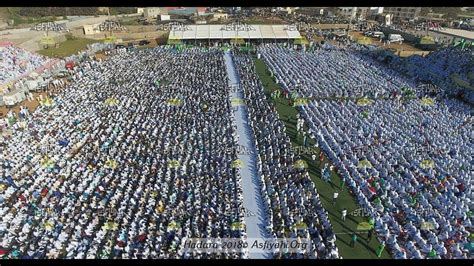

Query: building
[83,24,101,35]
[137,8,144,15]
[355,7,369,20]
[196,7,207,16]
[435,27,474,42]
[168,23,302,44]
[285,7,297,15]
[213,12,228,21]
[366,7,384,20]
[337,7,358,20]
[143,7,168,18]
[383,7,421,22]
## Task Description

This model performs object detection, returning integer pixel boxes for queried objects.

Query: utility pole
[426,18,430,37]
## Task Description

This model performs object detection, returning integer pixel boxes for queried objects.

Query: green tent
[419,35,435,45]
[230,37,245,46]
[294,37,309,46]
[356,221,373,231]
[167,37,182,45]
[357,37,372,45]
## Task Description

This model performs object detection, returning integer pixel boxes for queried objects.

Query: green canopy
[230,37,245,45]
[294,37,309,45]
[167,37,182,45]
[357,37,372,45]
[356,221,373,231]
[419,35,435,45]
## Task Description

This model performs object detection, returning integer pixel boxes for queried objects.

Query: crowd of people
[0,45,50,89]
[259,44,415,99]
[0,37,471,260]
[387,47,474,103]
[258,44,472,259]
[1,46,250,259]
[233,52,340,259]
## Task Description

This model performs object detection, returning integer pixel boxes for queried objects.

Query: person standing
[367,227,374,242]
[341,208,347,221]
[350,232,357,248]
[303,131,308,147]
[332,191,339,205]
[376,241,386,257]
[339,176,345,191]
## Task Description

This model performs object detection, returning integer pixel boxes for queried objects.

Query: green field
[253,57,391,259]
[451,74,474,91]
[37,38,98,58]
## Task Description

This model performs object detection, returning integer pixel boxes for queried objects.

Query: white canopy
[168,24,302,40]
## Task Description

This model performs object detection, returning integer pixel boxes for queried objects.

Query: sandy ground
[0,91,48,118]
[349,31,423,52]
[0,79,69,118]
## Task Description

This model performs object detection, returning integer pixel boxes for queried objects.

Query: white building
[369,7,384,15]
[286,7,297,15]
[168,24,301,41]
[83,23,101,35]
[143,7,168,18]
[338,7,358,20]
[213,12,228,21]
[137,8,144,15]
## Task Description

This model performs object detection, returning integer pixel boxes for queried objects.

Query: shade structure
[230,37,245,45]
[419,35,435,45]
[167,36,183,45]
[357,36,372,45]
[168,24,302,41]
[294,36,309,45]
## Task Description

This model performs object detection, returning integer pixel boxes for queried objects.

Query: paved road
[223,51,272,259]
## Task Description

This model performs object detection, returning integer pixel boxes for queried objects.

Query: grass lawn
[37,38,99,58]
[252,57,391,259]
[451,74,474,91]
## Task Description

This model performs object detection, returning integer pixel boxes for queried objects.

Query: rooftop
[168,24,302,40]
[434,28,474,41]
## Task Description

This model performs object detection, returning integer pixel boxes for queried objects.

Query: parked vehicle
[372,31,385,38]
[387,34,404,43]
[364,31,373,36]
